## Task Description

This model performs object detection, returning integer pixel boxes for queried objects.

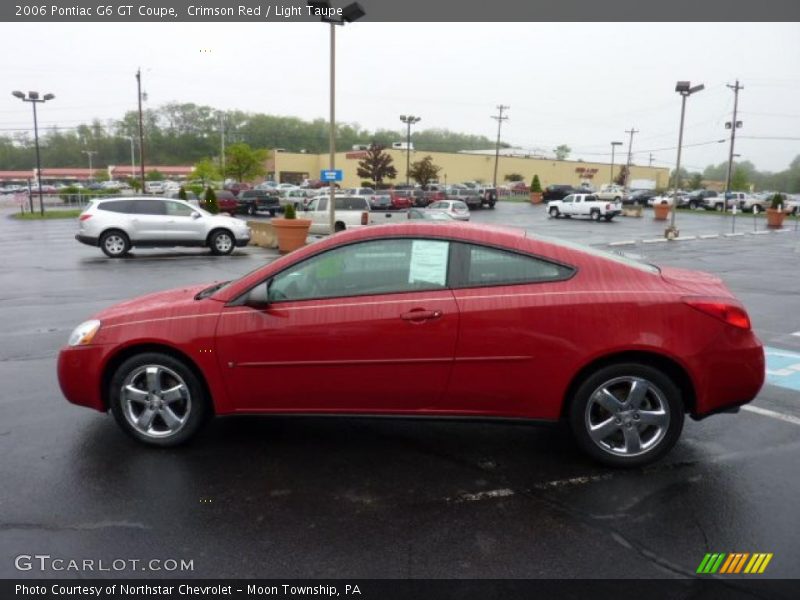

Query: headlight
[68,320,101,346]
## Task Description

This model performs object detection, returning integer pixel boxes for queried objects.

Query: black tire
[604,215,614,222]
[100,230,131,258]
[248,203,256,216]
[613,196,621,202]
[489,201,496,209]
[751,205,761,214]
[269,210,276,217]
[568,363,684,468]
[334,221,346,232]
[715,203,724,212]
[549,207,560,218]
[590,210,601,221]
[688,200,698,210]
[209,229,235,255]
[109,352,210,447]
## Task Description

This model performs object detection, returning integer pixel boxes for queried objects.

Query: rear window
[334,197,368,210]
[536,235,660,274]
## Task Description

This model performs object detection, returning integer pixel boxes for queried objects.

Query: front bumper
[235,236,251,247]
[57,344,109,412]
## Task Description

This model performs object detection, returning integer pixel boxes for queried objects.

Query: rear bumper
[75,234,99,247]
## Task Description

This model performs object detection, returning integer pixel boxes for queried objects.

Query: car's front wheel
[549,207,560,218]
[569,363,684,467]
[100,230,130,258]
[109,352,209,446]
[209,229,235,255]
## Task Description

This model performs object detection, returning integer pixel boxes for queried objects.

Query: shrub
[186,184,204,196]
[770,193,783,210]
[531,175,542,193]
[177,186,187,200]
[203,187,219,214]
[284,203,297,219]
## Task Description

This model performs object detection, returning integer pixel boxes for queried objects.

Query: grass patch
[500,195,531,203]
[11,209,82,220]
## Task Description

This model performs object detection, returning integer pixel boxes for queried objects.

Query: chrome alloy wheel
[214,233,233,253]
[121,365,192,438]
[584,376,670,457]
[104,234,126,256]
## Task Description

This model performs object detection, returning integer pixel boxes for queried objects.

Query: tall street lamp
[666,81,704,239]
[12,90,55,216]
[399,115,421,186]
[82,150,97,180]
[308,1,366,235]
[125,136,136,181]
[610,141,623,185]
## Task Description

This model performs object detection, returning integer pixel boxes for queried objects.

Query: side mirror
[191,212,201,219]
[246,281,270,307]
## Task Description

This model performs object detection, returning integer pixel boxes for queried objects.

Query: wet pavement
[1,206,799,580]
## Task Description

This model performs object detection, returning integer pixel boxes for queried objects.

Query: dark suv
[543,184,581,202]
[237,190,280,216]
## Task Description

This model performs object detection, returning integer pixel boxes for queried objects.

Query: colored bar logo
[696,553,773,574]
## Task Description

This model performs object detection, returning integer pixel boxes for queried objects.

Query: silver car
[426,200,471,221]
[76,197,251,258]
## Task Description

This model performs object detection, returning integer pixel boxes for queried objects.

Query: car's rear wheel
[334,221,346,232]
[109,352,209,447]
[248,204,256,216]
[604,215,614,222]
[209,229,235,255]
[590,209,601,221]
[688,200,698,210]
[569,363,684,467]
[100,230,130,258]
[549,207,560,218]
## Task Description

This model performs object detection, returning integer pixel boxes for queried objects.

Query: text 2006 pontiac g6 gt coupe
[58,223,764,467]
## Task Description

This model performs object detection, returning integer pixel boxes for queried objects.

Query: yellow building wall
[272,150,669,190]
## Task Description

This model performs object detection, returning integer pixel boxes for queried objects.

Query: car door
[307,197,328,234]
[561,194,575,215]
[163,200,203,243]
[443,242,576,417]
[215,238,459,413]
[127,199,166,242]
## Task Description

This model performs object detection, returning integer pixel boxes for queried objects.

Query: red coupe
[57,223,764,466]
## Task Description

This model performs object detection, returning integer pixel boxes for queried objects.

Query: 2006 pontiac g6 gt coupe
[58,223,764,467]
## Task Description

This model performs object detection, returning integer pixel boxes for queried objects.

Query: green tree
[669,167,690,188]
[688,173,703,190]
[146,169,165,181]
[504,173,524,182]
[177,186,187,200]
[530,174,542,193]
[224,143,268,182]
[554,145,571,160]
[407,156,441,187]
[356,144,397,185]
[190,158,220,187]
[94,169,110,182]
[614,165,629,186]
[731,167,749,191]
[203,186,219,214]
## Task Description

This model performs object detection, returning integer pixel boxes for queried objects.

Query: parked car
[213,190,239,216]
[407,208,455,221]
[685,189,718,210]
[237,190,280,216]
[648,192,689,207]
[281,188,313,210]
[784,194,800,215]
[595,184,626,202]
[543,184,582,202]
[446,188,482,210]
[74,197,250,257]
[302,195,404,233]
[144,181,165,194]
[624,189,657,206]
[426,200,471,221]
[388,189,416,209]
[57,222,764,467]
[369,192,394,210]
[547,193,621,221]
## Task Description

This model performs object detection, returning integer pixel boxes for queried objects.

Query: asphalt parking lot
[1,203,799,580]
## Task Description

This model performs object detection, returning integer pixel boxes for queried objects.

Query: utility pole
[623,127,639,191]
[82,150,97,180]
[218,112,226,178]
[649,153,654,167]
[136,68,146,193]
[723,80,743,214]
[491,105,510,187]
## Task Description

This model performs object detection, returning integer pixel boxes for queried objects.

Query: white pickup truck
[302,195,404,234]
[547,193,622,221]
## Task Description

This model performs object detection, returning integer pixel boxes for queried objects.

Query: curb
[606,228,796,247]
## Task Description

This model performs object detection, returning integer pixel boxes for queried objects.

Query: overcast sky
[2,22,799,172]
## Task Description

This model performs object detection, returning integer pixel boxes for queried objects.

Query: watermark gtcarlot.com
[14,554,194,573]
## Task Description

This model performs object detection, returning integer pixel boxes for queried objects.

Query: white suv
[76,197,251,257]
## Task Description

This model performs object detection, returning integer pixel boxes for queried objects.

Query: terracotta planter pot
[653,203,670,220]
[766,208,785,228]
[530,192,543,204]
[272,218,311,253]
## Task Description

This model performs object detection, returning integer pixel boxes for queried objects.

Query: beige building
[268,149,669,190]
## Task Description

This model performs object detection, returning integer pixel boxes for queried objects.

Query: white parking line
[774,228,793,233]
[792,332,800,338]
[674,236,697,241]
[608,240,636,246]
[752,231,772,235]
[642,238,668,244]
[724,233,745,237]
[700,234,720,239]
[742,405,800,427]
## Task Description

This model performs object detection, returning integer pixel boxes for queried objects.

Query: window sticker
[408,240,448,286]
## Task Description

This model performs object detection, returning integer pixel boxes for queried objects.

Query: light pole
[610,141,623,185]
[12,90,55,216]
[666,81,704,239]
[82,150,97,180]
[308,1,366,235]
[399,115,421,186]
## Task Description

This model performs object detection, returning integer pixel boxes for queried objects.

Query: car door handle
[400,309,442,322]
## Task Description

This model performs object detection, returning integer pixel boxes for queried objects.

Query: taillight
[606,204,612,210]
[361,211,368,225]
[683,297,751,330]
[79,214,92,221]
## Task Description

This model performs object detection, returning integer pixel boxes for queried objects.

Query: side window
[268,239,450,302]
[458,244,573,287]
[165,201,194,217]
[97,201,131,213]
[317,198,328,211]
[563,195,574,203]
[131,200,166,215]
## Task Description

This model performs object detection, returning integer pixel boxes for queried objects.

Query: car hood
[93,283,218,324]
